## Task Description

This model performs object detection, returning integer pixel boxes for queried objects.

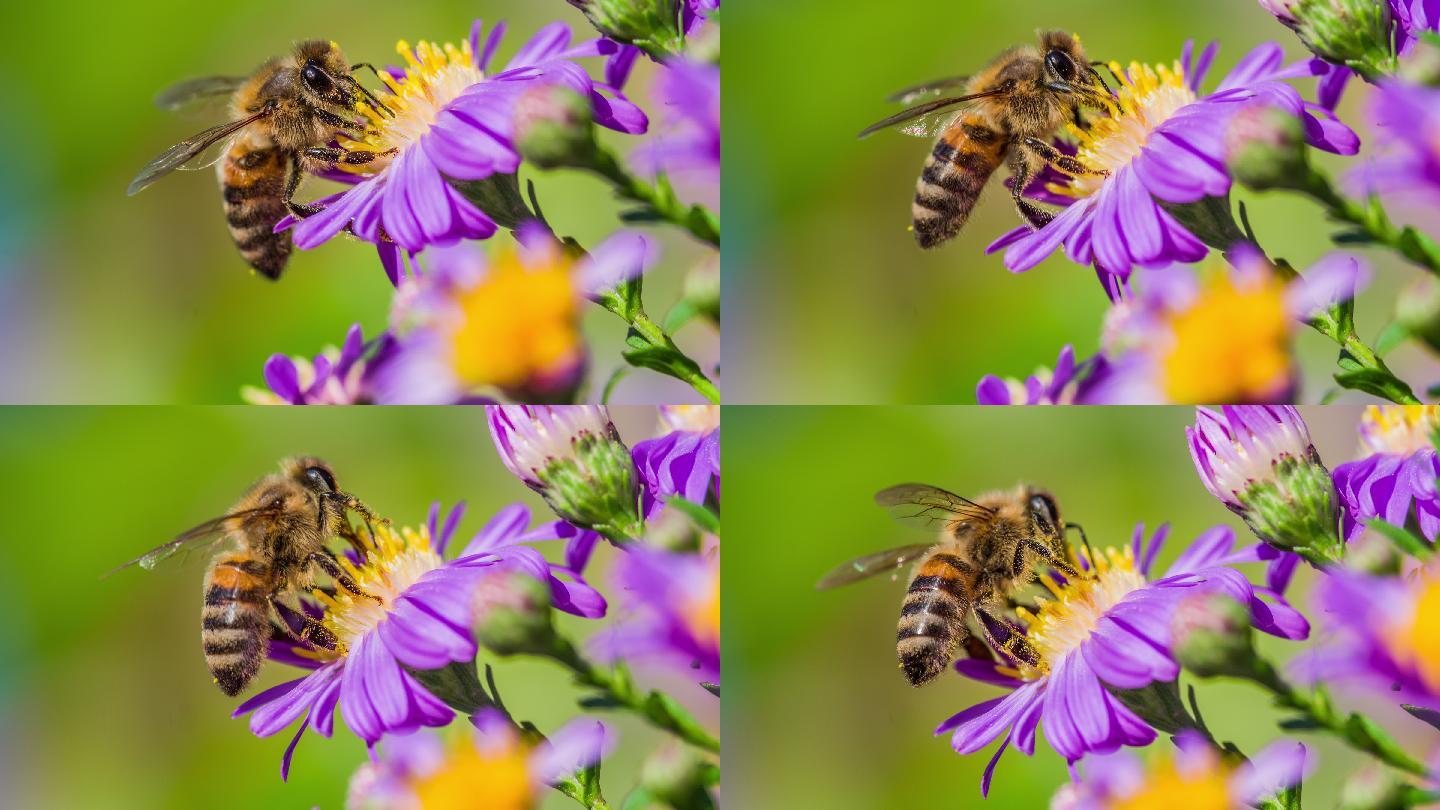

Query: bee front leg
[308,550,382,604]
[303,146,399,166]
[1013,538,1084,581]
[1019,137,1107,178]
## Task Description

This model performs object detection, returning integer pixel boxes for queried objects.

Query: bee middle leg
[269,593,339,651]
[975,606,1042,669]
[1005,148,1054,229]
[1019,137,1108,178]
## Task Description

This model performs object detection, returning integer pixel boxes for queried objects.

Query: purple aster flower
[373,227,654,404]
[631,405,720,521]
[1187,405,1340,578]
[592,547,719,683]
[279,20,647,261]
[975,345,1115,405]
[1391,0,1440,54]
[633,58,719,196]
[992,41,1358,279]
[346,709,611,810]
[1295,560,1440,710]
[232,501,604,779]
[243,323,396,405]
[1332,405,1440,542]
[1052,730,1310,810]
[1350,79,1440,205]
[487,405,646,540]
[937,524,1306,796]
[1094,249,1367,403]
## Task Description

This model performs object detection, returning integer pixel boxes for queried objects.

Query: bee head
[294,40,355,108]
[281,456,339,494]
[1037,30,1091,91]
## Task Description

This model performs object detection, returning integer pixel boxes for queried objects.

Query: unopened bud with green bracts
[1173,592,1259,679]
[514,83,597,170]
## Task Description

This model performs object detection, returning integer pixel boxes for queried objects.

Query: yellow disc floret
[1359,405,1440,456]
[313,522,443,655]
[1010,546,1147,679]
[410,737,536,810]
[1384,567,1440,694]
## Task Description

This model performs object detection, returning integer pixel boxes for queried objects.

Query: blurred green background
[0,406,717,809]
[1,1,716,404]
[725,405,1434,808]
[724,0,1438,404]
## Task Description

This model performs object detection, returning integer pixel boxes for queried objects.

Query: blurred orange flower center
[1110,759,1234,810]
[1385,569,1440,693]
[410,742,535,810]
[448,250,582,389]
[1160,274,1291,404]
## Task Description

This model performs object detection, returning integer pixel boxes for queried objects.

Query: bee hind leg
[1006,150,1054,229]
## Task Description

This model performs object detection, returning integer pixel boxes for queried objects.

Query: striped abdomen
[897,550,974,686]
[219,138,293,280]
[203,552,271,696]
[912,116,1007,249]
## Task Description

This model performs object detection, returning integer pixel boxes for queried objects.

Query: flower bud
[515,84,597,170]
[1396,275,1440,354]
[450,171,533,230]
[1225,104,1309,192]
[567,0,683,52]
[473,570,557,656]
[1292,0,1394,73]
[639,742,713,806]
[488,406,645,541]
[1257,0,1302,23]
[1173,592,1258,678]
[1188,406,1344,564]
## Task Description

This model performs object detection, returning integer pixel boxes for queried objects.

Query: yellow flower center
[660,405,721,434]
[1160,272,1292,404]
[1010,546,1147,679]
[342,39,485,175]
[311,522,443,655]
[1384,568,1440,693]
[1110,758,1235,810]
[447,249,582,389]
[684,562,720,649]
[1056,61,1197,198]
[1359,405,1440,456]
[410,740,535,810]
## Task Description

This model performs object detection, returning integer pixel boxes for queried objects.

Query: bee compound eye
[301,63,333,94]
[1045,50,1077,82]
[304,466,337,492]
[1029,494,1059,529]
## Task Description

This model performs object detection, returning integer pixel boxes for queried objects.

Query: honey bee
[109,457,382,696]
[817,483,1087,687]
[858,30,1115,249]
[127,41,395,280]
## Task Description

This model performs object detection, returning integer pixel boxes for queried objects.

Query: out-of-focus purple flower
[633,58,719,191]
[373,228,655,404]
[1096,250,1367,403]
[1052,730,1309,810]
[233,502,603,779]
[992,41,1358,280]
[975,345,1114,405]
[631,405,720,521]
[1391,0,1440,55]
[243,324,395,405]
[1296,560,1440,710]
[938,525,1305,795]
[1187,405,1339,577]
[1350,79,1440,205]
[279,21,647,261]
[487,405,646,540]
[346,709,611,810]
[1332,405,1440,542]
[593,547,719,683]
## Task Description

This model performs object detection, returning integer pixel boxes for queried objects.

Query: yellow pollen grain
[1111,759,1234,810]
[448,250,582,390]
[1052,60,1197,199]
[1160,273,1291,404]
[1385,570,1440,693]
[1013,545,1145,679]
[410,742,535,810]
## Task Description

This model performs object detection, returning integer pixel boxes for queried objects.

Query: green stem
[553,779,612,810]
[1245,657,1430,777]
[544,634,721,754]
[1296,166,1440,277]
[589,145,720,247]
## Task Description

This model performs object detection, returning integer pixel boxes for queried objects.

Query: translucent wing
[154,75,246,110]
[875,483,996,532]
[857,86,1011,139]
[815,543,936,590]
[126,106,273,196]
[104,505,277,577]
[886,75,971,104]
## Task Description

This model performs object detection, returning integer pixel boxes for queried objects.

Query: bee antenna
[1065,522,1095,574]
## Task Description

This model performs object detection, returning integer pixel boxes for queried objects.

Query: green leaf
[1333,367,1418,403]
[1331,229,1377,244]
[1365,518,1434,559]
[600,367,631,405]
[1373,321,1411,356]
[666,495,720,535]
[621,788,658,810]
[664,300,701,334]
